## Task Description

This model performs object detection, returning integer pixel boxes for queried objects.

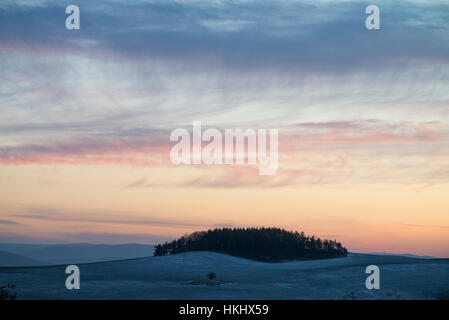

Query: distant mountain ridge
[366,252,436,259]
[0,249,47,267]
[0,243,155,267]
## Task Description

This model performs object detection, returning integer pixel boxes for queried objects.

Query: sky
[1,0,449,257]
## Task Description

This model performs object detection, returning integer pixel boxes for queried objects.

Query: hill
[0,243,155,265]
[0,250,46,267]
[367,252,436,259]
[154,227,347,261]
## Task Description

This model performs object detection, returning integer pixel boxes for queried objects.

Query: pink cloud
[290,120,446,147]
[0,120,446,189]
[0,136,170,167]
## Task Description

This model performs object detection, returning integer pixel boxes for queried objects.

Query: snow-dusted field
[1,252,448,299]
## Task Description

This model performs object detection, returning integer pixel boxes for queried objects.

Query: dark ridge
[154,227,348,262]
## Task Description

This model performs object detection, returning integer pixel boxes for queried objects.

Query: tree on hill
[207,272,216,281]
[153,227,347,262]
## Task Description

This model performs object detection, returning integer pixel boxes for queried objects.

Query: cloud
[291,120,447,146]
[395,223,449,230]
[125,176,149,188]
[11,205,235,230]
[56,232,174,244]
[0,0,448,191]
[1,0,448,73]
[0,135,170,166]
[0,120,446,167]
[0,219,23,225]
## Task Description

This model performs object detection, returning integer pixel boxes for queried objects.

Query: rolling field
[1,252,448,299]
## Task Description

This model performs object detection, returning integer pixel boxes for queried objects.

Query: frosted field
[1,252,448,299]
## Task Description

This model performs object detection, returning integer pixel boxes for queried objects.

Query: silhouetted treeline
[154,227,347,262]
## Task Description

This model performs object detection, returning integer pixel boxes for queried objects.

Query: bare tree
[207,272,216,281]
[0,283,17,300]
